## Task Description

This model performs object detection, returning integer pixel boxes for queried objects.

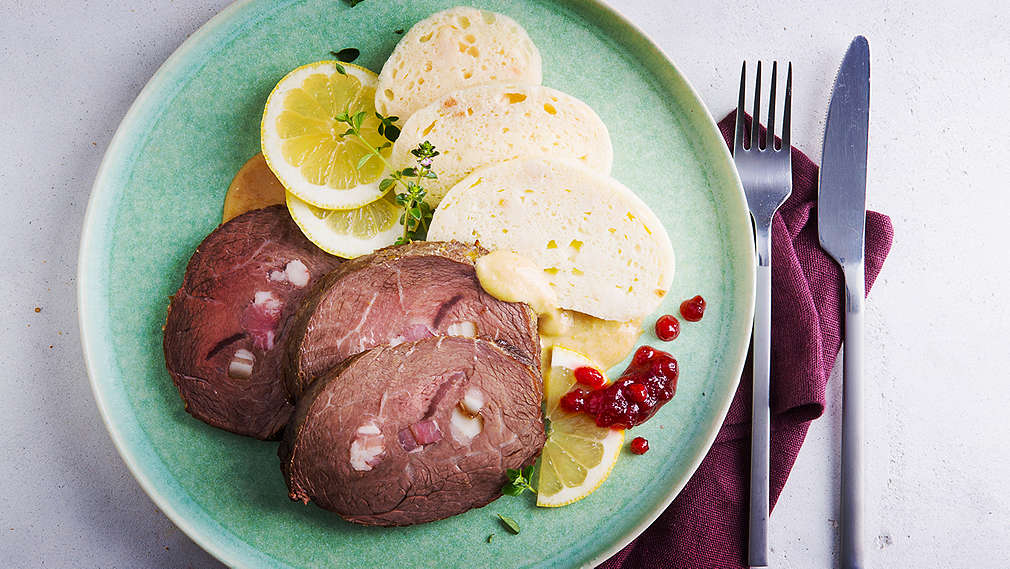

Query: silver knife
[818,36,870,569]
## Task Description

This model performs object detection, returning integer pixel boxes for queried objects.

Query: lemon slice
[286,191,401,259]
[537,346,624,507]
[262,61,390,210]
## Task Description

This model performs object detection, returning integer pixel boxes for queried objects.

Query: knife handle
[841,263,865,569]
[748,226,772,568]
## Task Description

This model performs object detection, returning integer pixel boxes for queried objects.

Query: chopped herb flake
[497,513,520,534]
[330,47,360,63]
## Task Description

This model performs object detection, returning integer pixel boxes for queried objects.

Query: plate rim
[573,1,753,566]
[77,1,755,568]
[78,1,292,568]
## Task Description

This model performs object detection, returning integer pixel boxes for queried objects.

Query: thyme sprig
[333,111,437,244]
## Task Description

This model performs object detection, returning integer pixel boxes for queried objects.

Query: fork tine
[752,61,762,150]
[767,61,778,150]
[782,62,792,150]
[735,62,747,154]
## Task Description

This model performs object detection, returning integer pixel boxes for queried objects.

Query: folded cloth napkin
[598,112,894,569]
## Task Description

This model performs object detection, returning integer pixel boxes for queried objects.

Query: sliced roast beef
[279,336,545,526]
[283,240,539,399]
[163,205,341,439]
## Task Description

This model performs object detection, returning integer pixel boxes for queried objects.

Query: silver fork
[734,60,793,569]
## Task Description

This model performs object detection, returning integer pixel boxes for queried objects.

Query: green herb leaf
[334,111,350,122]
[379,178,395,192]
[411,141,438,158]
[502,483,524,496]
[352,111,367,130]
[501,467,536,497]
[497,514,520,534]
[330,47,360,63]
[522,464,535,481]
[375,112,400,140]
[409,207,421,220]
[356,153,373,170]
[334,62,347,75]
[375,113,399,126]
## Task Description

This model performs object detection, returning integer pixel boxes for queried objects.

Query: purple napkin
[598,112,894,569]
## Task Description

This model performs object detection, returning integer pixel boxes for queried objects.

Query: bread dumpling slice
[376,7,542,120]
[393,84,613,205]
[428,158,674,321]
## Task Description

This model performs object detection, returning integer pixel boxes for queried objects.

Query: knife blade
[818,36,870,569]
[819,36,870,265]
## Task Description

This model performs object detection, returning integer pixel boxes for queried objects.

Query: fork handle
[748,223,772,568]
[841,263,865,569]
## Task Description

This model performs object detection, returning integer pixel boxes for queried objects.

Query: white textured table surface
[4,1,1008,567]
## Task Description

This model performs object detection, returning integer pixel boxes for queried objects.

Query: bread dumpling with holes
[376,7,542,120]
[428,158,674,321]
[392,84,613,205]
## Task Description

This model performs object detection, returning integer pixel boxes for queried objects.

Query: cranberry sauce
[560,345,678,429]
[654,314,680,341]
[679,295,706,322]
[629,437,650,455]
[574,366,606,389]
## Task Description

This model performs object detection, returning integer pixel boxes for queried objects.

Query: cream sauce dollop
[475,250,642,373]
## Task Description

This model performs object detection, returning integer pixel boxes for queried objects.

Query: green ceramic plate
[79,1,754,567]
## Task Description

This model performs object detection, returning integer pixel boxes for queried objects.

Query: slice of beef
[279,336,545,526]
[163,205,341,440]
[283,240,539,399]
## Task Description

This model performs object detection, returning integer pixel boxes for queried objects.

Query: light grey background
[3,0,1008,567]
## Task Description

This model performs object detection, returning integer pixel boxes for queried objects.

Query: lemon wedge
[262,61,390,210]
[286,191,401,259]
[537,346,624,507]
